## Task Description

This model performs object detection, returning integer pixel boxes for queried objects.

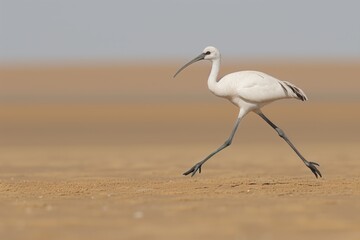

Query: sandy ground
[0,63,360,239]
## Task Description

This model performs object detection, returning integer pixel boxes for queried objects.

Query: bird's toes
[312,169,319,179]
[183,165,196,176]
[191,165,201,177]
[183,168,193,176]
[307,162,322,178]
[315,168,322,178]
[309,161,320,166]
[183,163,203,177]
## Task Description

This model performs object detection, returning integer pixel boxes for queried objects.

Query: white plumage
[174,46,321,178]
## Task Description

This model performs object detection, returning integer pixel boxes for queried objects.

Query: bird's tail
[281,81,308,101]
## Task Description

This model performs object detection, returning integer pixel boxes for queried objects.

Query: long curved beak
[173,52,206,78]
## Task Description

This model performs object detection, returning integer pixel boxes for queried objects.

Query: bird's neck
[207,59,221,94]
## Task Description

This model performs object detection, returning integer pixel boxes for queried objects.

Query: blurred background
[0,0,359,147]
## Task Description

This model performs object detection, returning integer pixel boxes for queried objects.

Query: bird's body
[210,69,307,112]
[173,46,321,178]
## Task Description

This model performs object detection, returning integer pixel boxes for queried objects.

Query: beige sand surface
[0,63,360,239]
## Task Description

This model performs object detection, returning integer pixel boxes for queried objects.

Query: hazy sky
[1,0,359,63]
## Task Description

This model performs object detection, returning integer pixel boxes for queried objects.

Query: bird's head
[202,46,220,60]
[173,46,220,78]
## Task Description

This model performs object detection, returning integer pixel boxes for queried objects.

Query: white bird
[173,46,322,178]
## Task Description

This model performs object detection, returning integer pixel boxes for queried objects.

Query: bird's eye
[205,51,211,55]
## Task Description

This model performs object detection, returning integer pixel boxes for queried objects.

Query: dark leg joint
[223,139,232,147]
[275,127,285,138]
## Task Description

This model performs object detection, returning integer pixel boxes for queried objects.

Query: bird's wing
[224,71,305,103]
[279,80,308,101]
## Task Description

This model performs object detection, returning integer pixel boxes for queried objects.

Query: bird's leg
[257,112,322,178]
[183,117,241,177]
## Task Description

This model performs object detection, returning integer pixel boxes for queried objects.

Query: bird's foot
[305,161,322,178]
[183,162,203,177]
